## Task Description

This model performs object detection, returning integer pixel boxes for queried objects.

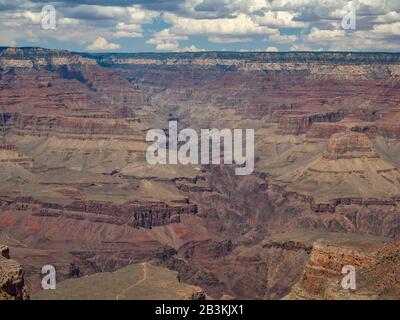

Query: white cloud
[164,12,278,36]
[328,31,400,51]
[152,41,180,51]
[127,5,160,24]
[146,29,189,51]
[1,0,399,52]
[376,11,400,23]
[86,37,120,51]
[208,36,253,43]
[290,44,312,51]
[180,45,205,52]
[148,29,188,42]
[266,46,279,52]
[269,33,298,43]
[11,11,42,24]
[146,28,206,52]
[290,44,310,51]
[304,27,345,42]
[372,22,400,35]
[254,11,308,28]
[58,18,80,26]
[114,22,142,38]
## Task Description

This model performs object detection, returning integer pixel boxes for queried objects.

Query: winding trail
[115,262,148,300]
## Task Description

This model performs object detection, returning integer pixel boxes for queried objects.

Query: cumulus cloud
[290,43,313,51]
[376,11,400,23]
[10,10,42,23]
[372,22,400,36]
[304,27,346,42]
[0,0,399,51]
[86,36,120,51]
[269,33,298,42]
[266,46,279,52]
[146,28,188,51]
[180,44,205,52]
[254,10,308,28]
[290,43,323,51]
[164,12,278,36]
[208,36,253,43]
[114,22,142,38]
[145,28,206,51]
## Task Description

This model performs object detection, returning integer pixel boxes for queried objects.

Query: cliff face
[324,132,378,160]
[278,111,345,135]
[0,245,29,300]
[285,239,400,300]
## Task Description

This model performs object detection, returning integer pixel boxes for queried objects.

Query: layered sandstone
[285,239,400,300]
[1,196,197,229]
[324,132,378,159]
[306,123,347,139]
[0,139,33,168]
[1,47,400,300]
[0,245,29,300]
[278,111,345,135]
[277,131,400,205]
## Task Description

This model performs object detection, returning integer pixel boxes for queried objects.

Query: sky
[0,0,399,52]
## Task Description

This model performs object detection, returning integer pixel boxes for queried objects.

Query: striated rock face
[0,245,29,300]
[0,138,34,169]
[285,239,400,300]
[324,132,378,160]
[285,240,375,299]
[278,111,345,135]
[1,47,400,300]
[377,123,400,139]
[306,123,347,139]
[1,197,197,229]
[263,240,312,254]
[0,47,96,69]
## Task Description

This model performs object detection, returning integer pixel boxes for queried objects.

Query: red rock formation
[324,132,378,159]
[2,196,197,229]
[0,245,29,300]
[278,111,345,135]
[1,48,400,300]
[285,239,400,300]
[306,123,347,139]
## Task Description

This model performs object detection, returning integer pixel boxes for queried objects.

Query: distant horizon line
[1,46,400,55]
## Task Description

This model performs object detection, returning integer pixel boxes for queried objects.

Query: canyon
[0,47,400,299]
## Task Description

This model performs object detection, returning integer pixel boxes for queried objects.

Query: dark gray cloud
[27,0,184,11]
[294,7,321,22]
[0,3,18,11]
[0,0,399,52]
[195,0,222,13]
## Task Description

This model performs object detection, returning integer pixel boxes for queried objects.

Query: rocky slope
[285,238,400,300]
[0,244,29,300]
[33,262,205,300]
[277,131,400,202]
[1,47,400,299]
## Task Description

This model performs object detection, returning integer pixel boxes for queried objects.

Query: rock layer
[0,245,29,300]
[285,239,400,300]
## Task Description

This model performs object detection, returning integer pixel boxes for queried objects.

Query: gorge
[1,47,400,300]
